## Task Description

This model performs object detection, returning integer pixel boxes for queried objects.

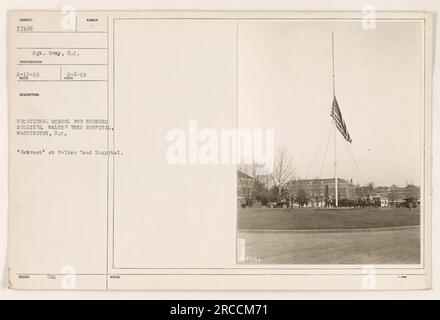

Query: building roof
[287,178,351,185]
[237,171,253,180]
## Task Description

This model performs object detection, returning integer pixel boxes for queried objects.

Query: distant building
[237,171,254,207]
[373,186,389,198]
[364,184,420,204]
[286,178,356,201]
[388,184,420,203]
[358,185,374,198]
[372,186,390,207]
[237,170,420,207]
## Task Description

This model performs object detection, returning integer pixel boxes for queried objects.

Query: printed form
[7,11,432,290]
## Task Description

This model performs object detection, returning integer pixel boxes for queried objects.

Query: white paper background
[0,0,438,299]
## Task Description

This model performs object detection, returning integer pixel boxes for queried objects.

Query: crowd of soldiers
[311,197,417,209]
[323,198,381,208]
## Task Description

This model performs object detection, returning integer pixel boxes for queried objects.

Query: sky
[237,20,423,187]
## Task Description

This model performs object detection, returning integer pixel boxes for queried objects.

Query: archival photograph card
[7,11,432,290]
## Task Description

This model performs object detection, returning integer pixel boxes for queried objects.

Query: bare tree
[238,160,272,185]
[238,161,258,181]
[271,147,295,202]
[237,161,262,205]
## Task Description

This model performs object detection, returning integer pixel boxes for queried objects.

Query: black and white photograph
[237,20,425,265]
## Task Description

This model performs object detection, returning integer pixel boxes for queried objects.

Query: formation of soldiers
[323,198,381,208]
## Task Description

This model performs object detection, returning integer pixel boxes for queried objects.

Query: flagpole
[332,32,338,207]
[334,118,338,207]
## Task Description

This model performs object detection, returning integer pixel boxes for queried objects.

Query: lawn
[237,207,420,230]
[238,226,420,264]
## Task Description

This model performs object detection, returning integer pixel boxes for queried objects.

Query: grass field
[238,207,420,230]
[237,207,421,264]
[238,226,420,264]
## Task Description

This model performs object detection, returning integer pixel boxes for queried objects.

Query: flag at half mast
[331,96,352,143]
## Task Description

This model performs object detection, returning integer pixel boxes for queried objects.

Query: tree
[253,180,271,206]
[268,185,289,202]
[311,177,321,207]
[271,147,295,202]
[238,160,272,205]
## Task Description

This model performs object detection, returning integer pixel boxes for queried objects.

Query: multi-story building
[388,184,420,203]
[286,178,356,201]
[373,186,390,198]
[237,171,254,207]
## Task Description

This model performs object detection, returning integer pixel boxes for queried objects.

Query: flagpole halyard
[332,32,336,96]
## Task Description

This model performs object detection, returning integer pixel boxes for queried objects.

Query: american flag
[331,96,352,143]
